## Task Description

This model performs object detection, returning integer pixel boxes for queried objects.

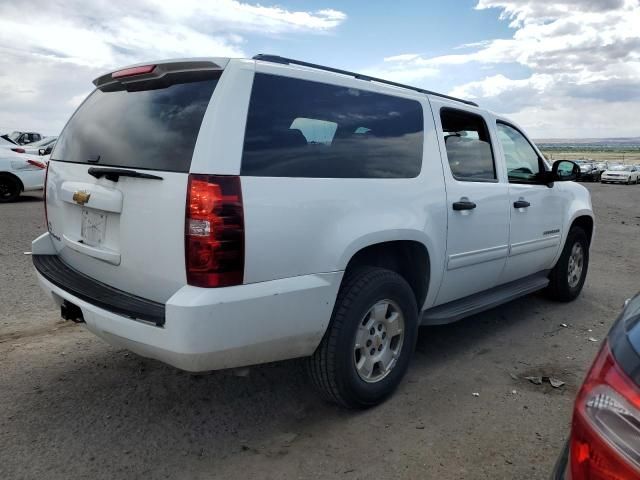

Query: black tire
[546,227,589,302]
[307,267,418,408]
[0,174,20,203]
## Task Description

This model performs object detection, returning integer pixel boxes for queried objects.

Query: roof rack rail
[252,54,479,108]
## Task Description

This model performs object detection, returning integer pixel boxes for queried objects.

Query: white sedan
[601,164,640,184]
[0,150,47,202]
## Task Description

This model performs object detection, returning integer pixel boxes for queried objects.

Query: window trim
[496,120,548,185]
[440,107,499,184]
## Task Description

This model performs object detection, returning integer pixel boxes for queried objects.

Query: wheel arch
[341,236,431,310]
[570,215,594,246]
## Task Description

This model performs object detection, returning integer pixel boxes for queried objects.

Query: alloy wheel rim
[353,299,405,383]
[567,242,584,288]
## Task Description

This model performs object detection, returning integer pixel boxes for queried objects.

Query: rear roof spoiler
[93,59,227,89]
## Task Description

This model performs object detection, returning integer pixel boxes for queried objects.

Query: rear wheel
[0,174,20,203]
[307,267,418,408]
[546,227,589,302]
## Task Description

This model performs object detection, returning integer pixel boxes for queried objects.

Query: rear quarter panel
[0,156,44,190]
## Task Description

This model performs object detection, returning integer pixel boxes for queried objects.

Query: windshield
[611,165,632,171]
[7,131,22,142]
[52,75,219,172]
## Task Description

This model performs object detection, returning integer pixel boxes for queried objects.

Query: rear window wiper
[87,167,163,182]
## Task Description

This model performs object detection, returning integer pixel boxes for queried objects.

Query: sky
[0,0,639,139]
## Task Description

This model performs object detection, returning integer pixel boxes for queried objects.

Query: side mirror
[552,160,579,182]
[38,148,45,156]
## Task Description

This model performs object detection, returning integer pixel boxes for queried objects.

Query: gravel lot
[1,183,639,480]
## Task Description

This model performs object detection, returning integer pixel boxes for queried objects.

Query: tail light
[569,342,640,479]
[27,159,46,169]
[11,147,25,153]
[185,175,244,287]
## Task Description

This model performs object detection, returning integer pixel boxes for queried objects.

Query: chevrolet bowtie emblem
[72,191,91,205]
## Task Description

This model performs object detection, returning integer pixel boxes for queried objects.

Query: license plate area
[81,208,106,246]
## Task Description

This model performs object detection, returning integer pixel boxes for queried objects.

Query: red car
[553,293,640,478]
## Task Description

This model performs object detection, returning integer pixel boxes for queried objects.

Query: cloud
[476,0,626,26]
[368,0,640,137]
[0,0,346,134]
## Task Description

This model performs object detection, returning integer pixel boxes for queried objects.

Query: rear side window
[52,76,219,172]
[440,108,496,182]
[241,74,424,178]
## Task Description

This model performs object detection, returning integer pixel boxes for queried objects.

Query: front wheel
[307,267,418,408]
[546,227,589,302]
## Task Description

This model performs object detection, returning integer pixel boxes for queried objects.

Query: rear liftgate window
[52,72,220,172]
[241,74,424,178]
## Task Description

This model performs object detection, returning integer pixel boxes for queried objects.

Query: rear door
[494,121,565,284]
[431,102,510,305]
[46,61,223,302]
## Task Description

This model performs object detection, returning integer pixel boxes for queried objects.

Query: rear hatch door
[46,61,223,302]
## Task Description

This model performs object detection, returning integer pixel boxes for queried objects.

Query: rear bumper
[34,254,165,325]
[32,232,342,372]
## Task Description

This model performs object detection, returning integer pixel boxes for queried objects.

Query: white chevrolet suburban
[32,55,593,408]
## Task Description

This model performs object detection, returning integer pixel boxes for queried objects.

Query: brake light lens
[112,64,156,79]
[569,342,640,479]
[27,159,46,169]
[185,175,244,287]
[11,147,25,153]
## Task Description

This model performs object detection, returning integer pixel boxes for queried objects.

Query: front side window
[241,74,424,178]
[496,123,543,183]
[440,108,496,182]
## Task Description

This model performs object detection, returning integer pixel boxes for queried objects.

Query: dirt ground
[1,182,639,480]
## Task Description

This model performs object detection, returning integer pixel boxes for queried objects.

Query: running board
[421,272,550,325]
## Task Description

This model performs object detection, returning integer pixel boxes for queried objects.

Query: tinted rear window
[52,76,218,172]
[241,74,423,178]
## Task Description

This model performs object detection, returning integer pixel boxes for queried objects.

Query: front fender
[551,182,594,266]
